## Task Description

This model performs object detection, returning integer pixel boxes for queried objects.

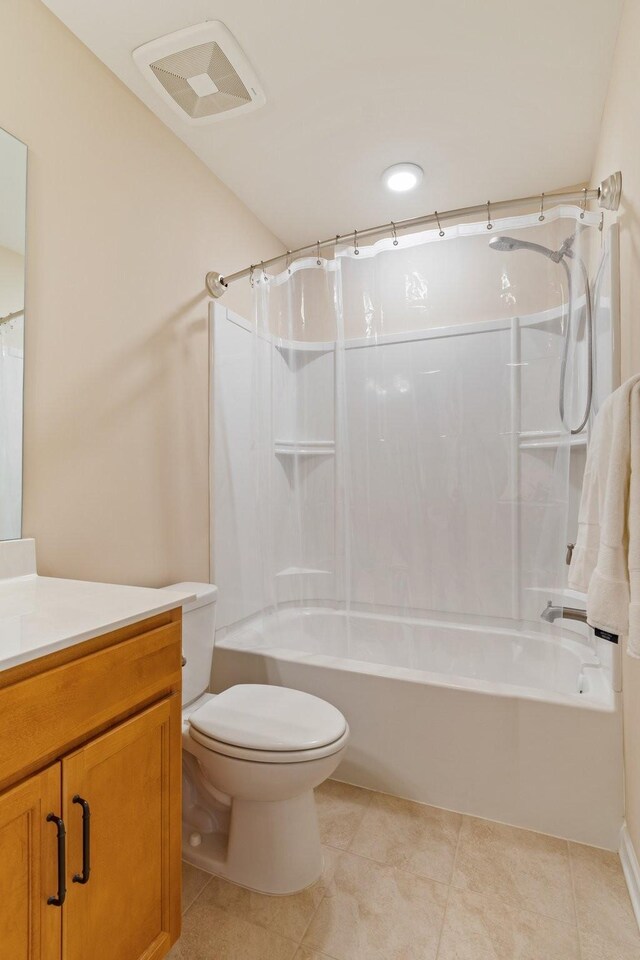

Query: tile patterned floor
[168,779,640,960]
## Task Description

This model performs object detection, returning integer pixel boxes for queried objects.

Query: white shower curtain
[251,206,601,633]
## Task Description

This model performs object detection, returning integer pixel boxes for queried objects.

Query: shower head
[490,229,592,434]
[489,236,556,259]
[489,236,525,253]
[489,234,575,263]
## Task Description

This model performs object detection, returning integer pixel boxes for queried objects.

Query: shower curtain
[251,206,601,634]
[0,333,23,540]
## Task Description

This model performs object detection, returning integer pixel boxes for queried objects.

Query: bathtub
[212,607,623,848]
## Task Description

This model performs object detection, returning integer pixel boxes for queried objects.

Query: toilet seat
[188,723,350,764]
[188,684,348,764]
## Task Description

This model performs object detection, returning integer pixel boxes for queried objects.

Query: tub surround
[0,539,195,672]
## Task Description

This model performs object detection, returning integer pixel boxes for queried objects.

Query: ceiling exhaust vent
[132,22,265,125]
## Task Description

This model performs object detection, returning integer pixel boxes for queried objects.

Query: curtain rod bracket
[205,272,228,299]
[598,171,622,211]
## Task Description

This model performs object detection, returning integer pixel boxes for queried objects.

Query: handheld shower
[489,236,562,260]
[489,234,592,435]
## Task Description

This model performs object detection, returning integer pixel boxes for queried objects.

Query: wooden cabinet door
[62,696,181,960]
[0,764,61,960]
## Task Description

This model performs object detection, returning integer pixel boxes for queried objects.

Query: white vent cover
[132,22,265,125]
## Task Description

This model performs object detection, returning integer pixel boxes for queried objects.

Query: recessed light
[382,163,423,193]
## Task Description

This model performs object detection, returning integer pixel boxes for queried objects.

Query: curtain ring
[317,241,322,266]
[354,229,359,255]
[435,211,445,237]
[391,221,399,246]
[580,187,587,220]
[486,201,493,231]
[261,261,267,282]
[538,193,545,222]
[286,250,292,276]
[249,265,255,288]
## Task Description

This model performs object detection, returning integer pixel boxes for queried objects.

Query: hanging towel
[569,373,640,657]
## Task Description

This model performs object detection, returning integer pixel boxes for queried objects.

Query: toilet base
[182,790,324,895]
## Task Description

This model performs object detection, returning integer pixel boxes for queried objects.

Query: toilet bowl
[183,685,348,894]
[163,583,349,895]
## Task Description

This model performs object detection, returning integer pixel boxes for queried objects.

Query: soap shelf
[276,567,332,577]
[519,430,587,451]
[274,440,335,456]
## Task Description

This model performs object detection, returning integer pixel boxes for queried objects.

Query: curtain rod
[0,308,24,326]
[205,171,622,298]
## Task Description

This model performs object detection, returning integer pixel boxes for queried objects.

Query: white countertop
[0,574,195,673]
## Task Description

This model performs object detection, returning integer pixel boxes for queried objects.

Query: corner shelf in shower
[275,340,333,354]
[274,440,335,456]
[276,566,332,577]
[275,341,334,369]
[518,430,587,451]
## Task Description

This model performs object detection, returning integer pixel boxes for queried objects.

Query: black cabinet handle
[72,795,91,884]
[46,814,66,907]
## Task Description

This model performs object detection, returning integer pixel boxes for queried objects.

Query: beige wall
[591,0,640,855]
[0,0,283,586]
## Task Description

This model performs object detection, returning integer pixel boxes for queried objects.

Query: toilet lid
[188,684,347,752]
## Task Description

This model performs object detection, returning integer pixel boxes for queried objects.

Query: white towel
[569,373,640,657]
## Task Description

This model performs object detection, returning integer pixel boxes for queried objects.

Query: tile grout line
[444,883,581,930]
[336,781,595,848]
[181,872,304,959]
[567,841,585,960]
[182,873,214,919]
[349,783,374,836]
[433,816,465,959]
[446,820,583,929]
[569,844,640,955]
[333,842,455,885]
[332,805,581,930]
[298,787,374,958]
[295,848,345,954]
[326,842,454,893]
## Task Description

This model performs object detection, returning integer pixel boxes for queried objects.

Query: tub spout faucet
[540,601,588,625]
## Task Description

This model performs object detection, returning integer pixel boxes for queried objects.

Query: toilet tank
[162,582,218,706]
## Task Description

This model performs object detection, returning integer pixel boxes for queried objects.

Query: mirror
[0,128,26,540]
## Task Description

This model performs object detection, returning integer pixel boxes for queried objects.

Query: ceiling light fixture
[382,163,424,193]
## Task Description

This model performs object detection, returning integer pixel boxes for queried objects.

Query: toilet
[163,582,349,895]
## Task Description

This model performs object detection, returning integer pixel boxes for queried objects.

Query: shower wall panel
[342,327,515,618]
[212,308,265,629]
[213,296,612,629]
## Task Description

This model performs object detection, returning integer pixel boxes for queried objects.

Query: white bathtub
[212,607,623,848]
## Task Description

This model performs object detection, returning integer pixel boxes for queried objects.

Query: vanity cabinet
[0,609,182,960]
[0,764,60,960]
[63,697,179,960]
